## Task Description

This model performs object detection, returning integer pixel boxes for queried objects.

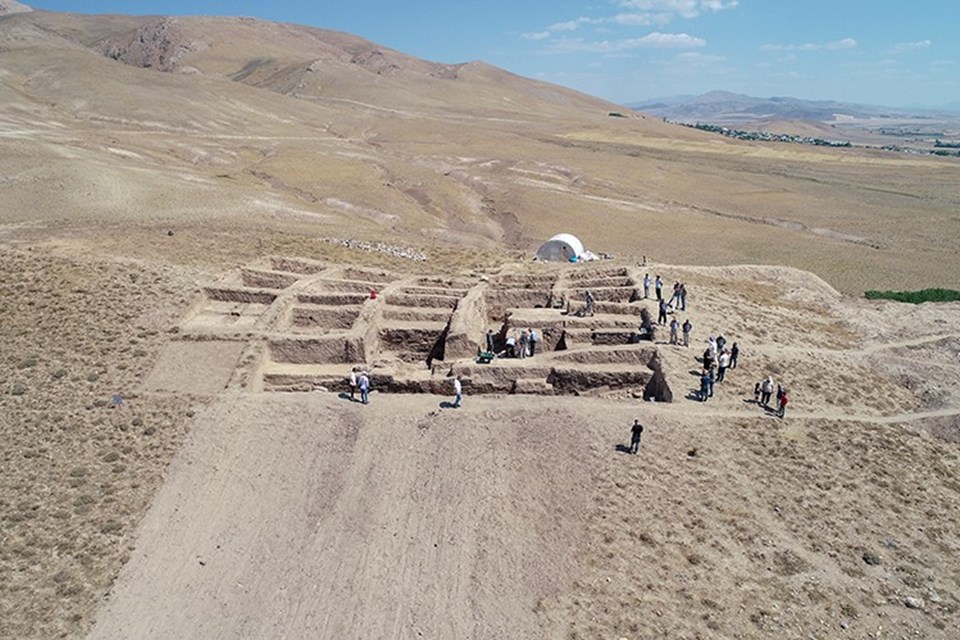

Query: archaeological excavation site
[144,256,673,401]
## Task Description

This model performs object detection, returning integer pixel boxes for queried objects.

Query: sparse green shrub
[864,288,960,304]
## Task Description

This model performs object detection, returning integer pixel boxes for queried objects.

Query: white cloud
[547,20,582,32]
[893,39,932,53]
[762,38,857,52]
[675,52,725,63]
[825,38,857,50]
[522,31,551,41]
[618,0,738,19]
[613,12,673,26]
[547,32,705,53]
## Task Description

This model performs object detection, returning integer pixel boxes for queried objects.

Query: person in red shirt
[778,390,789,418]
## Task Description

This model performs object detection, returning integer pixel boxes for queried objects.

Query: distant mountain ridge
[627,90,960,123]
[0,0,32,15]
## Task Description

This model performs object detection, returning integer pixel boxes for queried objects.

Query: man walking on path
[359,371,370,405]
[682,318,692,347]
[643,273,651,299]
[655,275,663,301]
[629,419,644,454]
[453,376,463,408]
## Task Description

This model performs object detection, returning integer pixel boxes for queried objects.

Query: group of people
[489,327,540,359]
[348,367,371,404]
[697,334,739,402]
[667,317,694,347]
[643,274,688,310]
[755,375,789,418]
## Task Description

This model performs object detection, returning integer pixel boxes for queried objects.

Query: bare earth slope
[1,7,960,640]
[87,394,594,640]
[1,9,959,292]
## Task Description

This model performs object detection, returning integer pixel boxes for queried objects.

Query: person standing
[529,328,539,357]
[760,375,774,407]
[679,283,687,311]
[707,367,715,398]
[669,317,679,345]
[682,318,692,347]
[777,389,789,418]
[702,347,714,373]
[485,329,495,353]
[349,367,358,401]
[730,342,739,369]
[643,273,651,299]
[658,299,668,325]
[519,329,529,359]
[717,349,730,382]
[358,371,370,405]
[668,282,681,309]
[699,370,711,402]
[655,275,663,301]
[716,335,727,354]
[585,290,595,316]
[453,376,463,408]
[629,419,644,454]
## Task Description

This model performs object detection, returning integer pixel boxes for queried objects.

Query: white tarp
[535,233,584,262]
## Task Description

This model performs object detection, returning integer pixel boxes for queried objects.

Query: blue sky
[28,1,960,108]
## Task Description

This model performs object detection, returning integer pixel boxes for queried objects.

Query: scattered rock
[903,596,924,610]
[862,551,882,566]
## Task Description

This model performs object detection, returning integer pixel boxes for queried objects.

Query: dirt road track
[87,393,600,640]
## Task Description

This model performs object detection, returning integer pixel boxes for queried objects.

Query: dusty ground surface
[2,6,960,640]
[2,241,959,640]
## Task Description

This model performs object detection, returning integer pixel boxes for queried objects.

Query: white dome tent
[535,233,584,262]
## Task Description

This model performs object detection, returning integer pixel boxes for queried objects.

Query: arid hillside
[1,6,960,640]
[1,7,959,293]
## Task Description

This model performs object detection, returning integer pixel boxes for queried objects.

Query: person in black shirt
[629,420,644,455]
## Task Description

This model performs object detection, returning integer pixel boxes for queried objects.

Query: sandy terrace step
[297,292,370,306]
[385,292,461,309]
[399,285,470,297]
[511,378,555,394]
[240,268,301,290]
[564,286,639,303]
[310,278,382,294]
[382,306,452,322]
[204,286,278,304]
[288,304,361,330]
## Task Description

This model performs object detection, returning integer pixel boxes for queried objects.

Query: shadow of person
[685,391,703,402]
[614,444,633,454]
[439,401,457,409]
[688,369,702,377]
[338,392,354,402]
